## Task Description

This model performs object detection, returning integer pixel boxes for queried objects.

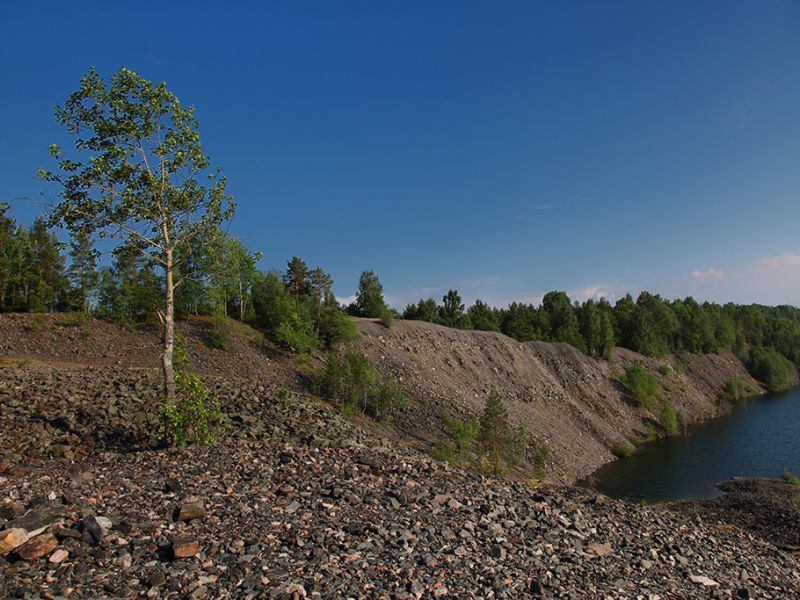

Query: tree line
[401,288,800,391]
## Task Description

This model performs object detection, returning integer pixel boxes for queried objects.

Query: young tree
[479,387,513,477]
[28,218,68,312]
[284,256,308,308]
[467,299,500,332]
[0,203,15,311]
[309,267,334,318]
[354,270,388,318]
[41,67,234,402]
[440,289,470,329]
[67,229,99,312]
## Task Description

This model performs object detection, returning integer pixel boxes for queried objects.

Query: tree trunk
[162,248,176,404]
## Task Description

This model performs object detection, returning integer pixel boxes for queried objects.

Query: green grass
[782,470,800,487]
[611,441,634,458]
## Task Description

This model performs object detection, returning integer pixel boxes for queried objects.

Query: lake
[586,387,800,502]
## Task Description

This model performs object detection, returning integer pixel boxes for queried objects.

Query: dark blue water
[588,387,800,502]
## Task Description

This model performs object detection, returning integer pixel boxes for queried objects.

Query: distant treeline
[2,202,797,390]
[0,204,376,353]
[402,289,800,391]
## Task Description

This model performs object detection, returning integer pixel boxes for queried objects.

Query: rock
[172,536,199,559]
[689,575,719,587]
[16,534,59,560]
[49,548,69,564]
[80,515,104,543]
[177,502,206,522]
[4,502,69,532]
[490,544,506,560]
[587,542,614,557]
[0,529,28,555]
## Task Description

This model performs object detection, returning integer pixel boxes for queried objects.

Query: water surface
[588,387,800,502]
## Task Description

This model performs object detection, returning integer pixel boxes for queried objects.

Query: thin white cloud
[691,267,725,282]
[569,284,621,303]
[758,254,800,270]
[514,215,538,223]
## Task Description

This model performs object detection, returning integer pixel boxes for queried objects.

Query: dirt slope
[354,318,763,481]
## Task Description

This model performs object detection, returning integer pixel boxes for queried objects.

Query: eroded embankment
[355,318,763,481]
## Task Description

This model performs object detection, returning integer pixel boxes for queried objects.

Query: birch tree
[41,67,234,402]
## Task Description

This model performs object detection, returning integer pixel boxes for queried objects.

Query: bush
[315,347,408,422]
[620,363,660,409]
[317,308,360,347]
[275,317,321,353]
[783,470,800,487]
[720,377,759,402]
[748,347,796,392]
[435,415,480,465]
[207,316,231,350]
[659,405,680,436]
[658,364,671,376]
[612,441,634,458]
[278,387,290,406]
[160,372,223,446]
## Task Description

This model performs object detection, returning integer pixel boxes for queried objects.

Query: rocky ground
[2,314,799,598]
[673,478,800,553]
[3,442,799,599]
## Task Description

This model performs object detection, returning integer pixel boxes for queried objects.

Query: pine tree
[284,256,308,308]
[355,270,388,318]
[67,229,99,312]
[479,387,512,477]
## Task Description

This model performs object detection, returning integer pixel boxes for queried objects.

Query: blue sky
[2,1,799,308]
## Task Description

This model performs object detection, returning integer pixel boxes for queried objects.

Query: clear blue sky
[2,1,799,307]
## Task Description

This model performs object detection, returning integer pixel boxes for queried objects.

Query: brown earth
[354,318,764,481]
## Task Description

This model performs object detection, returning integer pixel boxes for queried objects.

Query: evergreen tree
[28,218,68,312]
[354,270,388,318]
[67,229,99,312]
[468,299,501,332]
[478,387,513,477]
[440,289,469,328]
[284,256,308,308]
[309,267,334,318]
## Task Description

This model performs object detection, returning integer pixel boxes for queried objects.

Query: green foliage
[315,347,408,422]
[352,270,388,318]
[278,387,290,406]
[159,371,223,446]
[173,333,190,368]
[720,377,759,402]
[275,317,321,354]
[317,307,360,347]
[658,364,671,376]
[477,387,532,477]
[434,415,480,465]
[620,363,660,410]
[612,441,634,458]
[783,471,800,487]
[659,405,680,436]
[748,347,796,392]
[207,315,231,350]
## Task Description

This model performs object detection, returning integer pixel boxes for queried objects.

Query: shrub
[207,316,230,350]
[278,387,290,406]
[315,347,408,421]
[612,441,634,458]
[435,415,480,465]
[317,308,360,347]
[658,364,671,376]
[659,405,680,436]
[24,314,48,333]
[380,309,395,329]
[783,470,800,487]
[160,372,223,446]
[173,333,190,368]
[748,347,795,392]
[620,363,660,409]
[720,377,759,402]
[275,317,321,353]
